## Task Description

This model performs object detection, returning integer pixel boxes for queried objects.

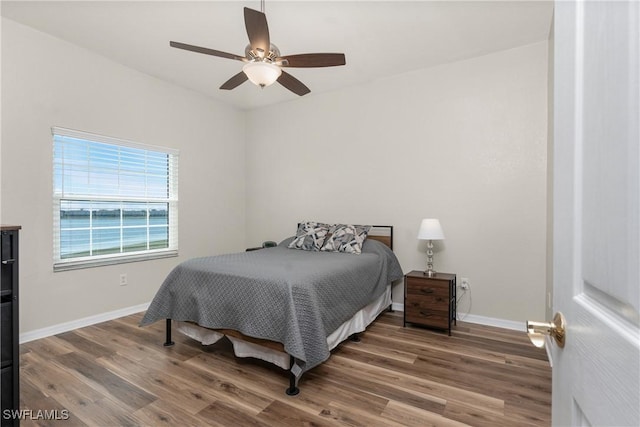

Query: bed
[140,224,403,395]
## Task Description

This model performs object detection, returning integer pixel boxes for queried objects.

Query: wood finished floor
[19,312,551,426]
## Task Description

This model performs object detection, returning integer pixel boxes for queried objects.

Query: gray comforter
[140,237,403,375]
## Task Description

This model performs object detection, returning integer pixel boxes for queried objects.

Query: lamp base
[425,240,436,277]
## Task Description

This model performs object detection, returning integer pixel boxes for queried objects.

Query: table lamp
[417,218,445,277]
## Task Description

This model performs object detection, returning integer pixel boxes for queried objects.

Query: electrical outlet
[119,273,128,286]
[460,278,470,290]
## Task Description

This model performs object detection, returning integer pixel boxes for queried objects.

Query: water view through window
[60,201,169,258]
[53,128,179,268]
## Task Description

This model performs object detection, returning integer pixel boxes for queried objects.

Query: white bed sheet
[176,285,391,370]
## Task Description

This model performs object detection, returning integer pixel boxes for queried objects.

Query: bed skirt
[175,284,392,370]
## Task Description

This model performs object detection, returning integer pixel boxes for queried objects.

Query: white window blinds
[52,127,179,270]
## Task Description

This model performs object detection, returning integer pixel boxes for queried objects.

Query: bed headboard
[367,225,394,250]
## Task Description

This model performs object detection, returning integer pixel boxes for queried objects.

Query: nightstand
[404,270,456,335]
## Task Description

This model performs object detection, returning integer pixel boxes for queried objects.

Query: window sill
[53,250,178,272]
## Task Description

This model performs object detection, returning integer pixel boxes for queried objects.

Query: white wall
[1,15,549,332]
[1,18,246,333]
[245,41,549,323]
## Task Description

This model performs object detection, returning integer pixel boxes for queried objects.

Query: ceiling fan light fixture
[242,61,282,88]
[170,7,344,96]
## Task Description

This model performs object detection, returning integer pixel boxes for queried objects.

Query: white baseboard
[19,302,150,344]
[393,304,525,332]
[391,302,404,312]
[457,313,526,332]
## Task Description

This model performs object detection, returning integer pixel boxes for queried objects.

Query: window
[52,127,178,271]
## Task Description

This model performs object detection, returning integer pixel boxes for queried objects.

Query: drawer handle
[419,310,433,317]
[420,288,435,294]
[1,259,15,265]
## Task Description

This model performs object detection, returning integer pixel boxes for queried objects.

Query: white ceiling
[1,1,553,110]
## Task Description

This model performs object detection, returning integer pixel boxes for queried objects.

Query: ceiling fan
[170,5,346,96]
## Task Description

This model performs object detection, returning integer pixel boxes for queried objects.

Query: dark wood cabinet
[1,226,20,427]
[404,270,456,335]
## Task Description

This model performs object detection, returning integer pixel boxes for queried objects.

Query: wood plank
[381,400,470,427]
[21,361,139,427]
[138,351,274,415]
[131,399,210,427]
[18,376,88,427]
[198,400,273,427]
[325,349,505,415]
[342,340,418,364]
[309,363,448,415]
[443,400,527,427]
[20,357,105,406]
[55,330,116,359]
[318,399,407,427]
[55,352,157,411]
[96,353,213,415]
[257,400,337,427]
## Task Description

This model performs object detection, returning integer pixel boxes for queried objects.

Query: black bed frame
[162,318,362,395]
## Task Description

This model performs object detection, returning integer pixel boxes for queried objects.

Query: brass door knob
[526,312,566,348]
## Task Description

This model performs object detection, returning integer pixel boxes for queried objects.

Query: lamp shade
[417,219,445,240]
[243,61,282,87]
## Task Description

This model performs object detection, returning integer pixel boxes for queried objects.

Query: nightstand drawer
[405,304,450,329]
[405,292,450,310]
[406,278,450,298]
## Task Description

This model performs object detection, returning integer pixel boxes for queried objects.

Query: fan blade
[277,53,346,68]
[277,71,310,96]
[170,41,246,62]
[244,7,270,58]
[220,72,248,90]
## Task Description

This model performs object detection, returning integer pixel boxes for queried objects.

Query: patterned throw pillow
[288,221,331,251]
[320,224,371,254]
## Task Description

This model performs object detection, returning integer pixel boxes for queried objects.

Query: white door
[553,0,639,425]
